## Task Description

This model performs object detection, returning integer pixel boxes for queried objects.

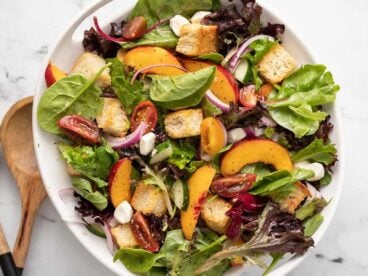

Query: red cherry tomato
[131,212,160,252]
[130,100,158,134]
[211,174,257,198]
[58,115,100,145]
[239,85,257,110]
[122,16,147,40]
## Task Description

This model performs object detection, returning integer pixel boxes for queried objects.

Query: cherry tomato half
[130,100,158,134]
[58,115,100,145]
[211,174,257,198]
[239,85,257,110]
[122,16,147,40]
[131,212,160,252]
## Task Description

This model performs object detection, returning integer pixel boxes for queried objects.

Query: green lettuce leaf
[114,229,229,276]
[201,97,223,117]
[241,163,273,180]
[114,248,165,273]
[249,168,314,197]
[178,236,230,276]
[197,53,224,64]
[72,177,108,211]
[246,38,277,64]
[242,38,277,88]
[295,198,328,221]
[303,213,324,237]
[268,64,340,138]
[167,140,196,170]
[158,230,191,271]
[163,229,229,276]
[120,25,178,49]
[108,58,147,114]
[320,172,332,186]
[149,66,216,110]
[37,65,108,134]
[128,0,216,26]
[123,0,218,49]
[187,160,206,173]
[58,141,118,187]
[292,138,337,165]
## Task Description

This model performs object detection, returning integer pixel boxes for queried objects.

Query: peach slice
[108,158,132,207]
[200,117,227,156]
[123,46,185,76]
[258,83,274,99]
[181,59,239,104]
[181,166,216,240]
[45,62,67,87]
[221,139,293,176]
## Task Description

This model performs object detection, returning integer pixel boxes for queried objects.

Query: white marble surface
[0,0,367,275]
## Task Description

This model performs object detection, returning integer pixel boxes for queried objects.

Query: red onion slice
[105,122,147,149]
[222,47,238,67]
[93,16,127,43]
[108,217,118,228]
[205,90,230,112]
[59,188,75,203]
[102,222,117,255]
[259,115,277,128]
[244,127,256,138]
[228,35,275,72]
[131,64,188,84]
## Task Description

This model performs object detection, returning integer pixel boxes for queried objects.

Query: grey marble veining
[0,0,367,275]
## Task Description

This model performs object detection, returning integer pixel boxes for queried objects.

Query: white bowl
[32,0,345,275]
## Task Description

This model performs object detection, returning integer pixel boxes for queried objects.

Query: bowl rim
[32,0,345,275]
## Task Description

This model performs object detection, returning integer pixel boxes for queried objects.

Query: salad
[37,0,339,275]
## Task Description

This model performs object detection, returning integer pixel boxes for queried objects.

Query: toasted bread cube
[164,109,203,139]
[131,183,167,217]
[257,44,296,84]
[111,223,138,248]
[96,98,130,138]
[277,182,311,214]
[201,197,232,234]
[176,24,218,56]
[71,52,111,88]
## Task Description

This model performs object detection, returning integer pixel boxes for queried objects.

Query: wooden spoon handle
[13,179,46,269]
[12,202,40,271]
[0,224,19,276]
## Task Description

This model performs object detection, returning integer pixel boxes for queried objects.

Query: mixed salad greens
[37,0,339,275]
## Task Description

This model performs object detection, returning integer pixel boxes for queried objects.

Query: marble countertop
[0,0,367,275]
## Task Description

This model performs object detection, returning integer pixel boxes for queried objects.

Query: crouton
[71,52,111,88]
[96,98,130,138]
[257,44,296,84]
[201,196,232,234]
[131,183,167,217]
[176,24,218,56]
[277,182,311,214]
[164,109,203,139]
[111,223,138,248]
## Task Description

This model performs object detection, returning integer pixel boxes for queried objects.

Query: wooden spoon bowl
[0,96,46,273]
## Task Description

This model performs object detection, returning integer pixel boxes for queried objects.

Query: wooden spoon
[0,96,46,274]
[0,224,19,276]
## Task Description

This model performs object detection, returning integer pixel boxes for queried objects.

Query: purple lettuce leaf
[195,203,314,274]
